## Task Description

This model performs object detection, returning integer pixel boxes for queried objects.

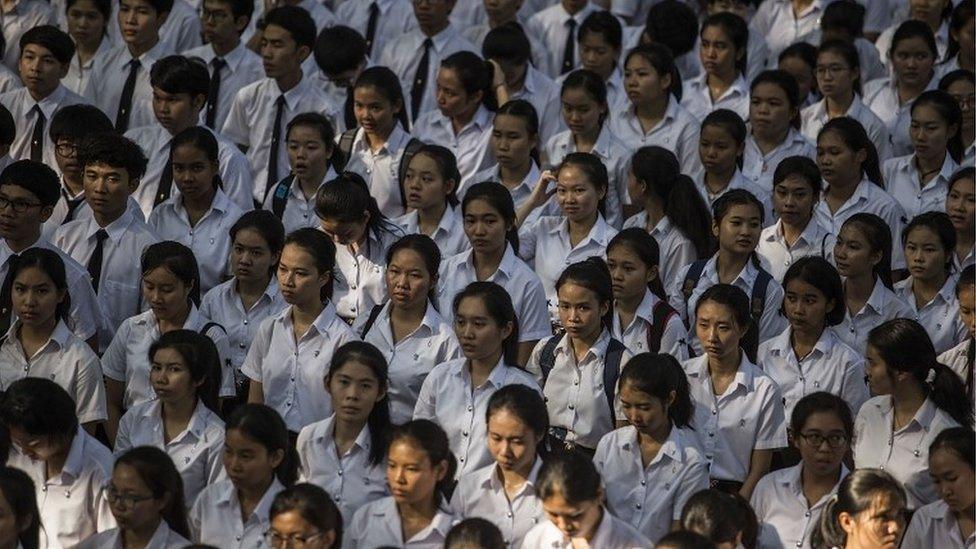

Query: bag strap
[750,267,773,327]
[603,338,626,424]
[270,174,296,219]
[331,128,357,173]
[538,335,561,385]
[199,321,226,337]
[681,259,709,322]
[820,232,831,258]
[397,138,424,208]
[359,304,385,339]
[645,299,678,353]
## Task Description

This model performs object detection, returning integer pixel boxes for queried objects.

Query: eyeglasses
[105,487,155,508]
[797,432,848,448]
[0,196,43,213]
[950,94,976,109]
[264,530,325,548]
[55,142,77,157]
[199,7,230,21]
[815,65,849,76]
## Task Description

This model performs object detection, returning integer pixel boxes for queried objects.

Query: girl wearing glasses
[945,167,975,272]
[77,446,191,548]
[751,392,853,549]
[266,483,342,549]
[939,70,975,168]
[811,468,908,549]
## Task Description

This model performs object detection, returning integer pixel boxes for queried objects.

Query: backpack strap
[538,335,561,385]
[397,138,424,208]
[820,232,831,258]
[199,321,226,337]
[359,304,385,339]
[270,174,296,220]
[331,128,357,173]
[645,299,678,354]
[603,338,626,424]
[681,259,709,322]
[750,267,773,327]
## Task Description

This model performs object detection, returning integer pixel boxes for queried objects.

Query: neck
[5,230,40,254]
[915,271,948,295]
[639,420,672,446]
[19,318,56,345]
[791,324,823,350]
[236,474,274,502]
[615,292,642,315]
[635,95,668,120]
[470,349,503,374]
[210,36,240,57]
[957,228,975,256]
[642,197,665,227]
[499,458,534,487]
[28,86,55,103]
[892,381,927,418]
[121,517,162,549]
[708,70,736,89]
[716,249,749,279]
[298,172,326,197]
[708,349,742,374]
[398,498,438,522]
[452,106,478,134]
[126,36,158,59]
[845,272,876,301]
[573,127,601,150]
[704,168,735,193]
[92,207,124,229]
[780,217,811,246]
[365,126,393,149]
[826,175,860,200]
[825,92,855,116]
[236,276,270,297]
[421,22,447,38]
[392,298,427,324]
[898,78,929,103]
[915,150,946,176]
[182,189,216,215]
[754,127,790,155]
[572,327,602,357]
[74,35,101,59]
[498,160,531,186]
[569,213,597,239]
[63,174,84,196]
[162,395,197,426]
[802,462,842,488]
[157,305,191,331]
[275,70,302,94]
[292,299,325,323]
[333,413,367,446]
[472,244,506,274]
[418,201,447,230]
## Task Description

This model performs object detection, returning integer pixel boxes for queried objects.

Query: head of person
[285,113,335,185]
[170,126,221,205]
[199,0,252,46]
[461,181,520,256]
[772,155,821,229]
[820,0,866,42]
[0,467,39,549]
[946,0,975,63]
[536,450,605,542]
[618,353,693,437]
[816,117,883,188]
[403,144,460,212]
[902,211,956,282]
[268,484,342,549]
[554,151,609,225]
[656,530,717,549]
[315,171,388,246]
[699,12,748,78]
[781,256,845,333]
[817,39,862,99]
[109,446,189,539]
[911,0,953,28]
[790,392,853,479]
[606,228,667,304]
[749,69,801,137]
[278,228,336,306]
[117,0,173,49]
[148,329,220,413]
[325,341,390,466]
[313,25,366,89]
[259,6,315,79]
[385,234,441,311]
[224,403,297,490]
[711,189,763,259]
[451,281,519,366]
[957,264,976,339]
[694,283,755,363]
[437,51,497,119]
[699,109,747,175]
[939,69,975,141]
[889,20,938,88]
[813,469,908,549]
[0,378,77,462]
[641,0,699,59]
[48,105,113,184]
[65,0,111,48]
[149,56,209,134]
[680,489,753,549]
[10,247,71,331]
[141,241,200,321]
[778,42,819,101]
[555,257,614,341]
[482,0,523,25]
[623,43,682,107]
[229,209,285,285]
[78,132,149,223]
[834,213,894,288]
[17,25,73,99]
[352,66,408,138]
[928,427,975,515]
[490,98,539,171]
[911,89,964,163]
[577,10,622,80]
[482,22,531,89]
[560,69,609,136]
[444,518,505,549]
[485,384,548,477]
[0,160,59,241]
[412,0,455,36]
[387,420,456,508]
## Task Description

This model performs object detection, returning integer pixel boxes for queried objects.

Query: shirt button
[285,401,292,407]
[507,512,513,518]
[711,409,717,415]
[640,480,646,486]
[459,457,465,462]
[467,405,473,412]
[805,512,810,518]
[350,284,357,290]
[243,319,248,325]
[568,404,575,410]
[573,380,579,386]
[239,343,246,349]
[708,432,714,437]
[290,376,295,382]
[337,469,343,476]
[236,536,242,541]
[796,542,802,548]
[636,503,642,509]
[462,431,469,437]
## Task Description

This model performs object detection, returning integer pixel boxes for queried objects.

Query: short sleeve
[220,89,251,147]
[517,219,541,265]
[517,276,554,342]
[754,381,788,450]
[240,317,274,382]
[101,319,133,382]
[74,349,108,424]
[674,458,709,520]
[114,409,135,455]
[412,368,439,420]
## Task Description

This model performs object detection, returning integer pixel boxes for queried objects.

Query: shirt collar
[61,426,88,480]
[689,352,757,392]
[633,290,658,324]
[551,214,613,249]
[701,254,758,289]
[451,355,510,389]
[555,328,612,362]
[220,41,249,72]
[353,124,410,155]
[765,218,824,248]
[428,23,461,53]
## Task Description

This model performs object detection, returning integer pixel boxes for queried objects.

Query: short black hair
[644,0,699,57]
[0,378,78,437]
[150,55,210,98]
[313,25,365,77]
[139,0,174,16]
[77,133,148,181]
[66,0,111,20]
[263,6,316,51]
[482,22,531,66]
[49,104,114,143]
[0,160,60,207]
[203,0,252,26]
[19,25,74,65]
[821,0,865,37]
[0,104,13,147]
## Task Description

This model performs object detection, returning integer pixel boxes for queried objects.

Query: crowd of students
[0,0,970,547]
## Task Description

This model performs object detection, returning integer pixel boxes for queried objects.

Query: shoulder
[856,396,890,423]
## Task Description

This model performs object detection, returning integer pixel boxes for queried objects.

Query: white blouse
[902,499,976,549]
[450,460,545,548]
[756,218,833,283]
[394,204,471,258]
[75,521,190,549]
[333,226,404,321]
[520,506,652,549]
[681,72,751,122]
[344,497,456,549]
[884,152,960,220]
[609,98,702,176]
[189,477,284,549]
[742,129,817,193]
[815,179,909,269]
[622,213,699,292]
[751,463,848,549]
[832,277,915,355]
[198,278,288,373]
[895,275,967,355]
[610,290,690,361]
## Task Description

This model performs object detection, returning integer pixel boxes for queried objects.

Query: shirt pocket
[102,279,141,321]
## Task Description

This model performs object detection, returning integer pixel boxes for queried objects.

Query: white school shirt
[506,65,564,145]
[91,40,174,133]
[833,277,914,355]
[355,301,461,424]
[903,499,976,549]
[611,290,690,361]
[526,330,633,450]
[884,152,960,219]
[8,427,115,549]
[749,0,832,61]
[182,42,265,133]
[148,190,244,293]
[344,497,456,549]
[751,463,848,549]
[240,302,357,432]
[221,75,339,203]
[414,356,539,476]
[594,425,709,544]
[800,96,893,161]
[449,459,545,548]
[394,205,471,258]
[622,213,699,291]
[855,37,889,84]
[756,218,832,282]
[342,124,414,218]
[199,277,287,373]
[692,168,775,227]
[465,22,552,78]
[544,126,630,228]
[377,24,478,123]
[742,129,817,192]
[682,72,751,122]
[518,215,618,317]
[757,327,869,423]
[0,66,19,97]
[63,37,114,101]
[332,226,404,321]
[863,75,938,158]
[296,415,388,526]
[610,97,702,177]
[261,168,337,234]
[895,275,968,354]
[683,353,788,482]
[189,477,284,549]
[0,85,89,171]
[939,337,973,386]
[102,305,235,408]
[815,179,909,269]
[53,207,160,352]
[465,162,550,219]
[0,0,54,70]
[413,106,495,189]
[0,320,107,425]
[114,399,225,508]
[334,0,418,61]
[525,2,599,79]
[75,521,190,549]
[854,396,961,509]
[521,506,652,549]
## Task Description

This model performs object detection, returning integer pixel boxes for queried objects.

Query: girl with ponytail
[938,265,975,404]
[811,468,907,549]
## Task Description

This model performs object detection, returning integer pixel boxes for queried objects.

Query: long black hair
[485,384,548,458]
[812,469,906,549]
[618,353,693,429]
[147,329,221,413]
[114,446,190,539]
[315,171,400,241]
[225,403,299,486]
[840,213,894,289]
[607,228,668,301]
[0,467,39,549]
[818,117,884,188]
[452,281,520,366]
[555,257,615,330]
[461,181,520,255]
[326,341,392,467]
[389,420,458,507]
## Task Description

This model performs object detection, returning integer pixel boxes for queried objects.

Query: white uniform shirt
[681,72,751,122]
[742,129,817,192]
[0,85,89,172]
[344,497,455,549]
[594,425,709,544]
[91,40,174,133]
[0,320,107,424]
[902,499,976,549]
[189,478,284,549]
[544,126,630,228]
[261,169,336,235]
[750,0,831,60]
[503,65,564,144]
[413,106,495,189]
[63,37,114,101]
[939,337,973,386]
[756,218,832,282]
[105,0,202,54]
[622,212,699,291]
[609,98,702,177]
[0,0,54,70]
[334,0,418,62]
[863,75,938,158]
[875,21,950,76]
[333,226,404,321]
[854,396,961,509]
[832,277,914,355]
[449,460,545,548]
[682,353,788,482]
[240,302,357,432]
[815,179,909,269]
[692,168,775,228]
[466,162,560,223]
[689,30,772,84]
[199,277,287,373]
[181,42,265,133]
[521,506,652,549]
[414,356,539,477]
[895,275,968,354]
[75,521,190,549]
[611,290,690,361]
[751,463,848,549]
[394,204,471,258]
[884,152,960,219]
[342,125,414,218]
[800,96,893,161]
[525,2,599,79]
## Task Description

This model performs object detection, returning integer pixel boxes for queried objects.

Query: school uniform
[450,459,545,549]
[240,302,357,433]
[199,278,287,373]
[0,0,54,70]
[296,415,388,527]
[689,30,772,84]
[333,226,404,321]
[394,205,471,258]
[182,42,265,133]
[902,499,976,549]
[611,290,690,361]
[800,96,893,161]
[875,21,950,76]
[751,463,848,549]
[465,22,552,78]
[465,162,554,221]
[189,477,284,549]
[863,75,938,158]
[682,353,788,484]
[0,84,89,171]
[692,168,775,227]
[594,425,709,544]
[855,37,889,84]
[344,496,455,549]
[525,2,599,79]
[504,65,564,145]
[0,66,20,97]
[75,521,190,549]
[742,129,817,192]
[749,0,832,61]
[64,37,114,101]
[833,277,914,355]
[91,40,174,133]
[521,506,652,549]
[609,98,702,177]
[939,337,973,387]
[555,67,628,124]
[334,0,418,62]
[414,356,539,476]
[342,125,414,218]
[0,320,107,425]
[681,73,751,122]
[8,427,115,549]
[756,218,833,282]
[854,395,961,509]
[262,168,337,234]
[413,106,495,189]
[895,275,968,354]
[815,179,909,269]
[622,212,699,292]
[884,152,960,219]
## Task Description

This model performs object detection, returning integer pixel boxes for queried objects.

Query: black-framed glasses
[264,530,325,548]
[105,487,155,508]
[55,142,77,157]
[199,7,231,21]
[797,432,848,448]
[0,196,43,213]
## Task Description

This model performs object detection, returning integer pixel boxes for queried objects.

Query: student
[544,69,627,228]
[76,446,190,548]
[314,172,404,323]
[198,210,287,383]
[52,132,160,352]
[0,248,106,431]
[682,13,750,122]
[437,181,551,366]
[264,113,336,234]
[0,26,87,171]
[607,229,690,360]
[190,403,293,548]
[778,43,819,109]
[655,530,716,549]
[1,378,115,549]
[682,284,787,499]
[638,0,700,84]
[525,0,597,79]
[182,0,263,132]
[343,419,457,548]
[855,318,973,509]
[800,39,892,162]
[938,1,975,78]
[679,489,757,549]
[940,70,975,167]
[126,55,253,215]
[415,281,537,476]
[267,483,343,549]
[355,236,460,424]
[333,0,417,63]
[885,90,963,219]
[307,25,367,134]
[569,10,625,115]
[756,156,832,282]
[875,0,953,70]
[623,146,712,291]
[691,110,773,223]
[818,1,887,85]
[445,518,504,549]
[594,354,709,544]
[0,105,12,175]
[102,241,233,441]
[394,146,469,257]
[668,190,787,353]
[610,44,701,177]
[221,6,338,206]
[698,0,769,80]
[521,450,653,548]
[902,427,976,548]
[940,265,975,400]
[742,70,816,191]
[0,0,54,72]
[810,468,908,549]
[296,341,391,526]
[0,467,40,549]
[749,0,826,61]
[63,0,112,100]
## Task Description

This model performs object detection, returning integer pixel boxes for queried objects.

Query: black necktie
[87,229,109,294]
[411,38,433,123]
[155,140,174,208]
[561,18,577,75]
[344,88,356,131]
[0,253,21,335]
[116,59,141,132]
[62,188,84,224]
[205,58,227,129]
[364,2,380,57]
[29,106,45,162]
[266,95,286,198]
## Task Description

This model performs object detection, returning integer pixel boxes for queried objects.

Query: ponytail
[811,469,906,549]
[842,213,894,290]
[819,117,884,188]
[390,420,457,507]
[461,181,520,255]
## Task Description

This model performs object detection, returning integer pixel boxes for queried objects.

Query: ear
[433,458,449,482]
[192,94,207,112]
[128,176,140,194]
[854,146,867,166]
[235,15,250,35]
[598,299,610,319]
[665,389,676,408]
[712,219,721,239]
[660,70,673,92]
[645,264,659,285]
[500,320,514,342]
[839,511,857,535]
[57,63,69,80]
[320,530,337,548]
[296,45,311,63]
[318,268,331,288]
[17,511,34,534]
[156,9,171,27]
[268,447,285,469]
[38,205,54,223]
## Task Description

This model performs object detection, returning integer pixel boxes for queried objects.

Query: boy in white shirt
[0,0,54,71]
[310,25,368,133]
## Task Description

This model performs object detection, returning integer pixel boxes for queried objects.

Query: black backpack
[538,335,627,422]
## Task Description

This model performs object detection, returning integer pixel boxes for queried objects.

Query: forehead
[557,281,600,301]
[263,24,295,42]
[286,125,326,142]
[0,184,39,200]
[143,266,183,283]
[84,162,127,176]
[120,0,156,11]
[280,244,318,266]
[13,265,54,284]
[21,43,55,57]
[408,152,440,172]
